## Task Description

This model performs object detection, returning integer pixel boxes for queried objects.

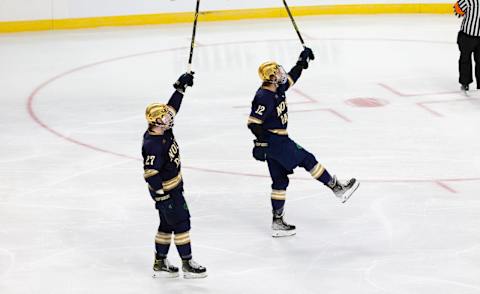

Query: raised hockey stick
[282,0,306,48]
[187,0,201,73]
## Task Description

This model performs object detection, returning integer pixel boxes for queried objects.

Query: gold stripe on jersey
[144,169,159,179]
[248,116,263,125]
[268,129,288,135]
[287,75,295,87]
[174,231,191,245]
[155,232,172,245]
[162,173,182,191]
[310,163,326,179]
[271,189,286,200]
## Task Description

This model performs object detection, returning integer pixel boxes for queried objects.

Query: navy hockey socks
[155,231,172,259]
[271,189,287,216]
[174,231,192,260]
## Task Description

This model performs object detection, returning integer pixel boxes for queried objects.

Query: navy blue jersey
[248,77,293,136]
[142,91,184,199]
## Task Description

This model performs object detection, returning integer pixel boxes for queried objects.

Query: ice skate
[272,212,296,237]
[153,257,180,278]
[329,176,360,203]
[461,84,470,96]
[182,259,207,279]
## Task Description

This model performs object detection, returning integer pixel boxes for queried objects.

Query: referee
[455,0,480,92]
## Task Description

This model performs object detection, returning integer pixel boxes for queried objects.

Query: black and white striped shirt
[458,0,480,36]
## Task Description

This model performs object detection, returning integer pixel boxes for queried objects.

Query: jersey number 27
[145,155,155,165]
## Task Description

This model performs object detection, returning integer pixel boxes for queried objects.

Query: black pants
[457,31,480,87]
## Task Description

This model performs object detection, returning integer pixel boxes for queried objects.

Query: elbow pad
[248,123,265,141]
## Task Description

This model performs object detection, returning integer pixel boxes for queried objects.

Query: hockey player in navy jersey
[142,72,207,279]
[247,48,360,237]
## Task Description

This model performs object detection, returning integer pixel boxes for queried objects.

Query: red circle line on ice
[346,98,389,107]
[26,37,480,191]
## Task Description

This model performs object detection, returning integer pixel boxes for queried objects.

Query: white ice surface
[1,14,480,294]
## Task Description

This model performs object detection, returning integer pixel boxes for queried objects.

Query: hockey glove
[173,72,194,93]
[152,189,172,210]
[297,47,315,69]
[252,139,268,162]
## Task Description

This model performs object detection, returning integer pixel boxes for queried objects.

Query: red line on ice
[25,37,480,185]
[435,181,458,194]
[416,102,444,117]
[416,98,473,117]
[379,83,459,97]
[289,108,352,122]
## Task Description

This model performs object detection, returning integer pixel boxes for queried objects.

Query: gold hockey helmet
[258,61,287,84]
[145,103,174,129]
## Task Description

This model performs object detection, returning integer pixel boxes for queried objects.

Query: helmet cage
[275,65,288,85]
[146,104,175,131]
[259,61,288,85]
[154,110,174,130]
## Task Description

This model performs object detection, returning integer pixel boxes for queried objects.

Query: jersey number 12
[255,105,266,115]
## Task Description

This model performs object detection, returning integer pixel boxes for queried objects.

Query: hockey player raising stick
[142,72,207,279]
[247,48,360,237]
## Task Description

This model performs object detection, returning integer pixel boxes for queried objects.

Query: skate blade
[341,180,360,203]
[153,271,180,278]
[183,272,208,279]
[272,230,296,238]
